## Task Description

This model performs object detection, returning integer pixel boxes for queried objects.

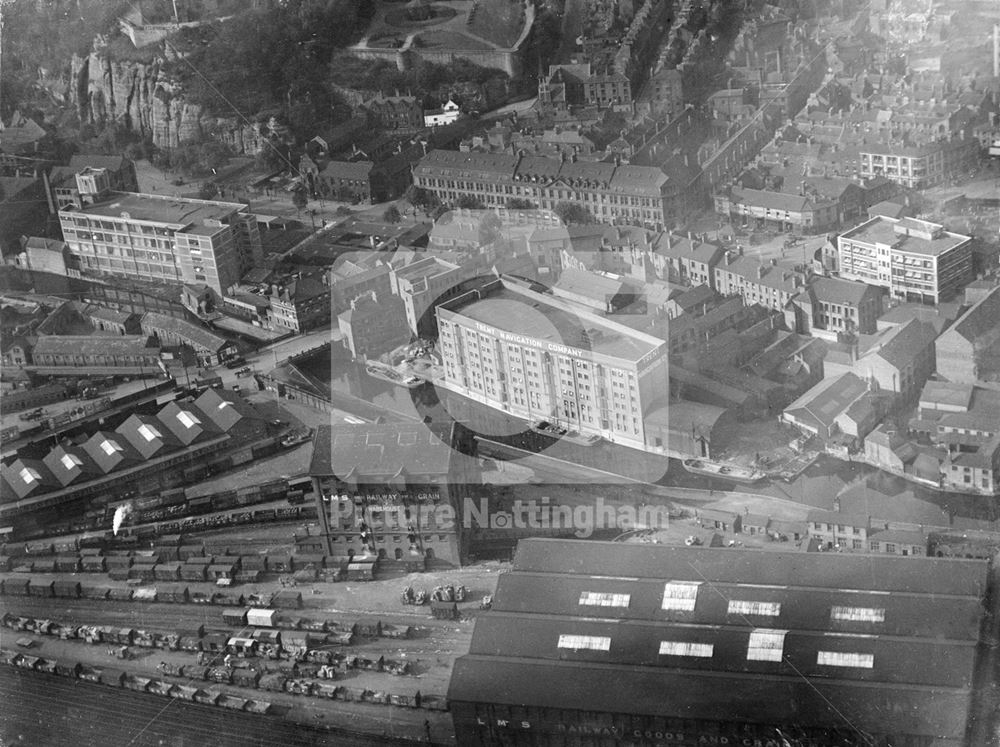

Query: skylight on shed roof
[100,439,122,456]
[137,423,162,442]
[661,581,700,611]
[176,411,201,429]
[60,453,83,471]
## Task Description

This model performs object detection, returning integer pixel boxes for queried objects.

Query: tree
[505,197,535,210]
[257,140,292,174]
[383,205,402,223]
[478,212,503,245]
[554,201,594,226]
[292,188,308,215]
[455,194,486,210]
[405,185,439,210]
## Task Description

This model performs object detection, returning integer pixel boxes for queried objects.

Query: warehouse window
[728,600,781,617]
[662,581,700,611]
[579,592,630,608]
[746,629,787,662]
[659,641,713,658]
[830,606,884,623]
[557,635,611,651]
[817,651,874,668]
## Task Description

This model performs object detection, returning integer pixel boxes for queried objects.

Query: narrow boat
[682,458,765,484]
[365,364,423,388]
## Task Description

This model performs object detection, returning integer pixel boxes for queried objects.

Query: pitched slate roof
[42,444,101,487]
[948,286,1000,345]
[318,160,374,180]
[116,413,182,460]
[80,430,144,474]
[784,372,870,431]
[809,277,874,306]
[865,319,936,370]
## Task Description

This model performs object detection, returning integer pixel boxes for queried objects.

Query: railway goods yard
[0,517,503,744]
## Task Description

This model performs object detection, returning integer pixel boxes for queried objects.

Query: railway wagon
[31,558,57,573]
[158,585,190,603]
[154,563,181,581]
[222,608,248,626]
[53,580,81,599]
[267,555,293,573]
[201,633,229,654]
[99,669,126,688]
[259,672,288,693]
[178,545,206,561]
[125,675,154,693]
[28,579,55,597]
[232,668,261,689]
[227,637,258,656]
[180,565,208,582]
[194,690,220,706]
[212,592,245,607]
[81,556,106,572]
[52,540,78,554]
[81,585,110,600]
[2,579,29,596]
[271,590,302,609]
[54,555,80,572]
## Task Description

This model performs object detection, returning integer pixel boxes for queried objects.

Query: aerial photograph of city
[1,0,999,744]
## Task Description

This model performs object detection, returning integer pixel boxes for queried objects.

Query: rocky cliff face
[68,41,265,153]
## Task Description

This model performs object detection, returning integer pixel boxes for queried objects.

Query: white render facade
[837,216,972,305]
[436,281,668,451]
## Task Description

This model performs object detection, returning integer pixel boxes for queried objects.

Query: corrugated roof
[449,657,972,739]
[449,539,986,740]
[510,539,985,596]
[468,612,975,688]
[488,571,982,641]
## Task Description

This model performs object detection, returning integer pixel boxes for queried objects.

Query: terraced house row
[412,149,689,229]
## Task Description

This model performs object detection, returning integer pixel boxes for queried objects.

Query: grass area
[416,29,493,50]
[466,0,526,47]
[384,3,458,28]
